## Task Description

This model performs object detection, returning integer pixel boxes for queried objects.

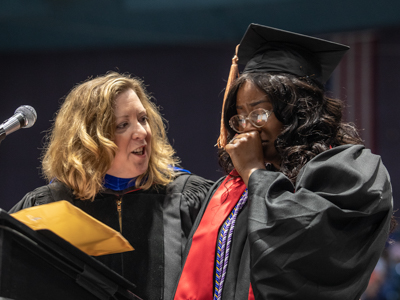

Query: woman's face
[107,88,152,178]
[235,80,283,168]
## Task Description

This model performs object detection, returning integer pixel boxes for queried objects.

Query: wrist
[242,165,266,186]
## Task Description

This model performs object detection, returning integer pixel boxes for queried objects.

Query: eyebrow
[236,99,269,110]
[115,114,129,119]
[115,109,147,119]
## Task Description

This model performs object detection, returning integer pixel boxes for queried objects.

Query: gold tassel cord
[217,44,239,149]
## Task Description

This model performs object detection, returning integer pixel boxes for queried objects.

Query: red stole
[249,284,255,300]
[174,173,248,299]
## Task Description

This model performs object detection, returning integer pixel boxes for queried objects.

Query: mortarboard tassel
[217,45,239,148]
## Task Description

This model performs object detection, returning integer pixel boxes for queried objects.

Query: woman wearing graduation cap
[9,72,213,300]
[173,24,394,300]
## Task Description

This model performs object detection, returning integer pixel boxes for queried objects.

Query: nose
[243,120,259,133]
[132,122,147,139]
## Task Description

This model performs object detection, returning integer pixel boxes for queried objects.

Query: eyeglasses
[229,108,273,133]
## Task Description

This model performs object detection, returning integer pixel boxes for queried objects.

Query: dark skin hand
[225,130,266,186]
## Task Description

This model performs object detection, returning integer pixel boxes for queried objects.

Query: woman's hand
[225,131,266,186]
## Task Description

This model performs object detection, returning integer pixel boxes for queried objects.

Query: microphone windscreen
[15,105,37,128]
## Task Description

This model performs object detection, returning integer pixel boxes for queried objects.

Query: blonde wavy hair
[42,72,180,200]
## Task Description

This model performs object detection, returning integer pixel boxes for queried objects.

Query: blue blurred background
[1,1,400,298]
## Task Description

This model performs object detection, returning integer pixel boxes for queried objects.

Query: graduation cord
[214,188,248,300]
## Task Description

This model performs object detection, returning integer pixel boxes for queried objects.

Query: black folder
[0,209,141,300]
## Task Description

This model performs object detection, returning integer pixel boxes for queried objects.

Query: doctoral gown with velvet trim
[9,173,214,300]
[175,144,393,300]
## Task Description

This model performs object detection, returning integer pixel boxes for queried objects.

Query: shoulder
[166,171,214,195]
[23,184,54,204]
[303,144,382,170]
[298,144,374,177]
[23,182,74,206]
[296,144,390,194]
[307,144,376,162]
[9,184,54,213]
[47,181,75,202]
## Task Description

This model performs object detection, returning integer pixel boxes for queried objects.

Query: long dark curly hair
[219,72,363,183]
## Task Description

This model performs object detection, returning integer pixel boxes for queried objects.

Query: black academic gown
[9,173,214,300]
[178,144,393,300]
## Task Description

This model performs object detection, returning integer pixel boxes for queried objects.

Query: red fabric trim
[174,174,246,299]
[248,283,255,300]
[125,188,141,194]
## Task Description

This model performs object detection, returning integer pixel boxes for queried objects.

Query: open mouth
[132,146,145,155]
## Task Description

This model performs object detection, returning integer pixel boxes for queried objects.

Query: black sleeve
[8,182,72,214]
[180,174,214,224]
[8,185,53,213]
[247,145,393,300]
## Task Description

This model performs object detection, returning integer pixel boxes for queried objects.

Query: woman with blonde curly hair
[10,71,213,300]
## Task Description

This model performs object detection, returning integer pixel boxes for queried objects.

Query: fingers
[228,131,258,144]
[225,131,265,186]
[225,131,263,163]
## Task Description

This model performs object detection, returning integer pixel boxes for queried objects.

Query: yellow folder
[11,200,134,256]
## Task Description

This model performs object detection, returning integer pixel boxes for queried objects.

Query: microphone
[0,105,37,143]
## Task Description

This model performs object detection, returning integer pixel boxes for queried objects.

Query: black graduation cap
[217,24,350,148]
[237,23,350,84]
